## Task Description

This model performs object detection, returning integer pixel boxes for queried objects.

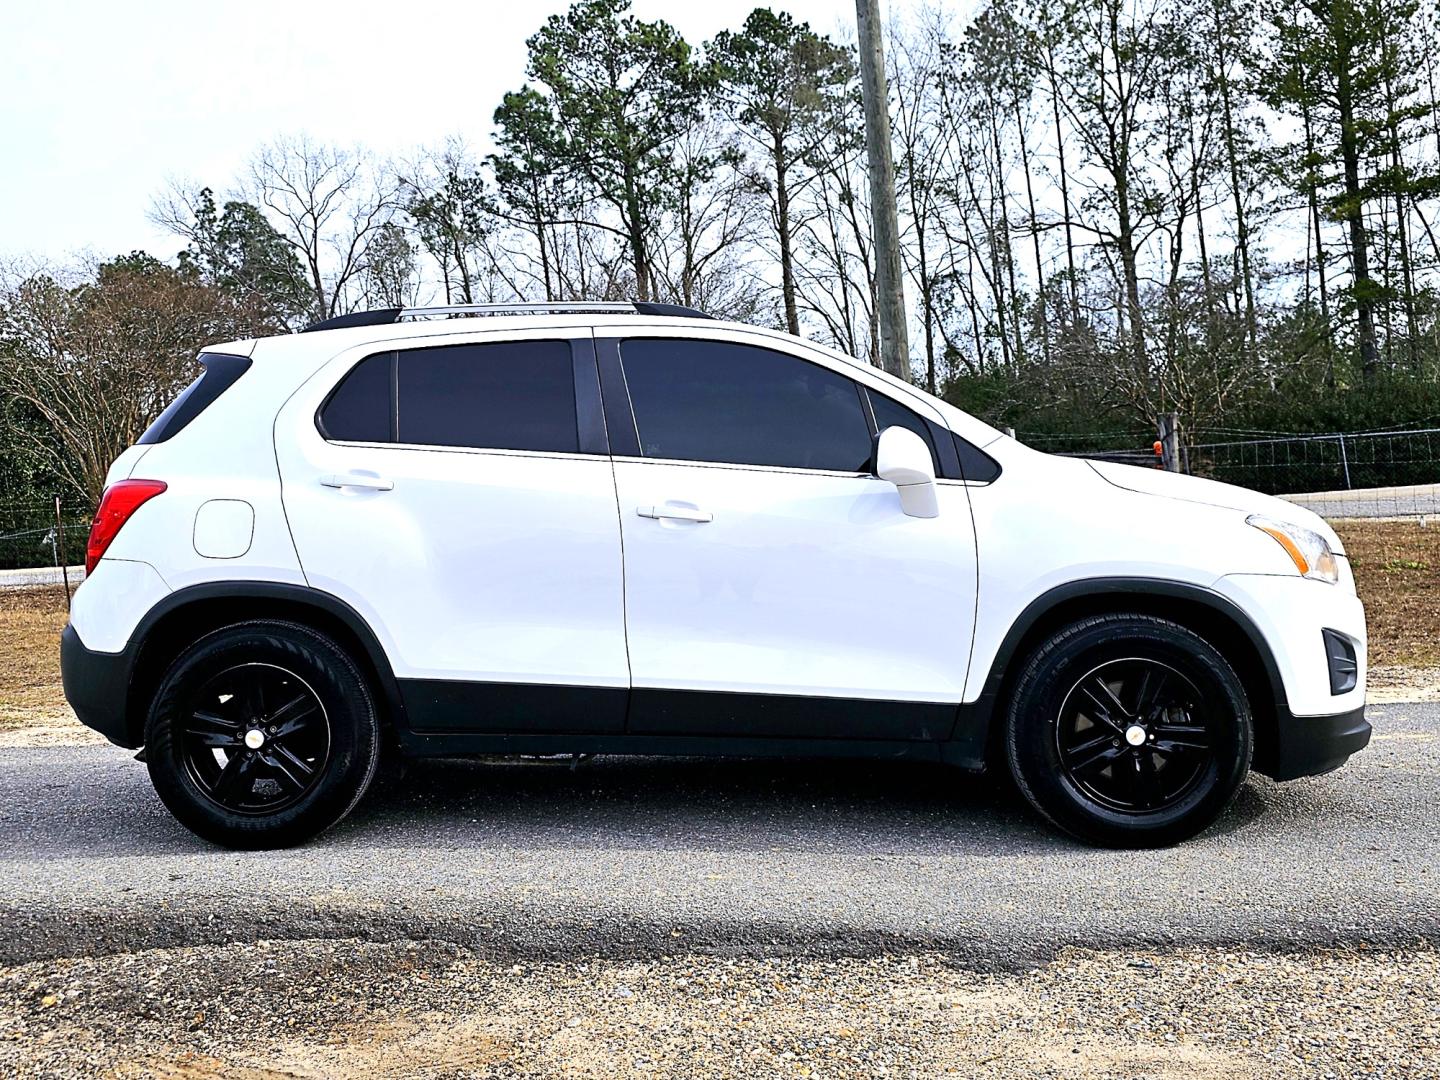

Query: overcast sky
[2,0,866,264]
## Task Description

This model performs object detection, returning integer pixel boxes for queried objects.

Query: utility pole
[855,0,910,382]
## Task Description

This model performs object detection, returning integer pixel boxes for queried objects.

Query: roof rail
[301,300,713,333]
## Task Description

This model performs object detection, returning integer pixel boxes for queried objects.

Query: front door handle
[320,472,394,491]
[637,504,713,523]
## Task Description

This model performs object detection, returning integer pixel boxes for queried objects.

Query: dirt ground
[4,939,1437,1079]
[1,519,1436,739]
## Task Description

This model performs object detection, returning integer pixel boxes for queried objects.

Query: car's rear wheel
[1004,614,1253,847]
[144,620,380,849]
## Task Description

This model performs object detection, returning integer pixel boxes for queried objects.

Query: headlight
[1246,514,1339,583]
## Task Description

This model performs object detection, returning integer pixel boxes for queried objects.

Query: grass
[0,521,1434,731]
[0,584,69,730]
[1333,520,1440,668]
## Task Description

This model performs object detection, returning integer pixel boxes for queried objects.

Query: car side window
[398,341,577,453]
[867,390,943,475]
[318,352,393,442]
[318,340,578,454]
[620,338,873,472]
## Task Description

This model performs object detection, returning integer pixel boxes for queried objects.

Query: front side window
[620,338,872,472]
[318,340,577,454]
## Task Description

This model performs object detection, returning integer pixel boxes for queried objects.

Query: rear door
[274,329,629,734]
[603,332,978,741]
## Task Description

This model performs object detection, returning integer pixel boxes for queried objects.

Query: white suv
[60,302,1370,849]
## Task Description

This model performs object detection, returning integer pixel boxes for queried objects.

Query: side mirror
[875,426,939,518]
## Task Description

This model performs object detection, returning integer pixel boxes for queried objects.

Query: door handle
[637,504,713,523]
[320,472,394,491]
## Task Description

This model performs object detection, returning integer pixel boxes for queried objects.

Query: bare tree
[246,136,398,320]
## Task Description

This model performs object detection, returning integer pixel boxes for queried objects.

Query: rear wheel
[1004,614,1252,848]
[144,621,381,849]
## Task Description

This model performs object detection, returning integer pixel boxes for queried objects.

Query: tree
[153,186,310,329]
[0,255,262,504]
[403,145,496,304]
[710,8,854,334]
[246,136,398,321]
[519,0,710,300]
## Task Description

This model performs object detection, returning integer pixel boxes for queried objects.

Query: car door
[274,329,629,734]
[602,332,978,741]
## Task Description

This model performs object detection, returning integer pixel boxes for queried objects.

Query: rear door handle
[321,472,394,491]
[637,504,713,523]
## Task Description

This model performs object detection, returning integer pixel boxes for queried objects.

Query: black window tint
[621,339,872,471]
[868,391,941,473]
[319,352,394,442]
[139,353,251,444]
[954,435,1002,483]
[397,341,577,453]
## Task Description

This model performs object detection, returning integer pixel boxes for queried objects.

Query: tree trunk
[774,137,800,336]
[1336,32,1380,379]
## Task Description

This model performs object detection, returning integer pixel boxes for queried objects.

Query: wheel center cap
[244,729,266,750]
[1124,724,1147,747]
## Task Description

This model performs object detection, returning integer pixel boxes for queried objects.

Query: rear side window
[620,338,872,472]
[319,352,394,441]
[399,341,576,452]
[138,352,251,444]
[317,340,578,454]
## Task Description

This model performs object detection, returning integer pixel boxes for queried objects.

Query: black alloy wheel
[1005,613,1253,848]
[1054,658,1214,815]
[145,620,381,849]
[180,663,331,815]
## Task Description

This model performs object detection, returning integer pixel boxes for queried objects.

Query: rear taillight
[86,479,167,575]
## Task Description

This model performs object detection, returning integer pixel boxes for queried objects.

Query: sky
[1,0,862,265]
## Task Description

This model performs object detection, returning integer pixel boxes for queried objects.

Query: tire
[1004,614,1252,848]
[144,620,381,849]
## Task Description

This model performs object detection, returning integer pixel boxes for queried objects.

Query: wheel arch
[125,582,408,747]
[969,578,1287,776]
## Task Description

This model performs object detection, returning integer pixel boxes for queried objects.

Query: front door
[275,330,629,734]
[605,334,978,740]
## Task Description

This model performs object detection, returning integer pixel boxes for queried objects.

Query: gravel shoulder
[4,939,1437,1079]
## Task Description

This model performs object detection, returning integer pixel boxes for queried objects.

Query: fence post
[1158,412,1181,472]
[1337,434,1352,489]
[54,496,72,606]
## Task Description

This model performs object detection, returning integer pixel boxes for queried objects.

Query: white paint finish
[1212,573,1367,716]
[192,499,254,559]
[103,366,308,591]
[960,442,1330,704]
[613,457,977,703]
[72,313,1368,735]
[272,329,627,688]
[68,558,170,653]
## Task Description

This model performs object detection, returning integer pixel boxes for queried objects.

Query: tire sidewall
[1006,617,1253,847]
[145,621,379,849]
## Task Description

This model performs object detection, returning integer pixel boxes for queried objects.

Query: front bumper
[60,623,140,748]
[1264,703,1371,780]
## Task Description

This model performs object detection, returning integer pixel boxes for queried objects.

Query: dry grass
[1333,519,1440,667]
[0,585,69,732]
[0,520,1434,735]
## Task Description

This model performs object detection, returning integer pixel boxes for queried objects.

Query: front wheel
[1004,614,1253,848]
[144,621,381,849]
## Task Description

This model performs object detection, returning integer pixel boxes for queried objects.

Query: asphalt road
[1,702,1436,971]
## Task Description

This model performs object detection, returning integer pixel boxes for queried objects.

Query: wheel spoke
[261,745,314,793]
[268,695,318,739]
[1132,667,1169,716]
[1079,680,1127,733]
[185,711,242,748]
[1064,733,1124,773]
[1134,751,1160,809]
[210,753,257,803]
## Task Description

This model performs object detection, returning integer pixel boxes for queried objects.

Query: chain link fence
[0,501,89,572]
[1052,426,1440,520]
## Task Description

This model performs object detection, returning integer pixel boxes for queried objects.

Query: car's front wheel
[1004,614,1253,847]
[144,620,381,849]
